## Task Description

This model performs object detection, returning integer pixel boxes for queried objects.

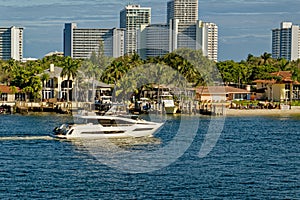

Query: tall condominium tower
[196,21,218,62]
[272,22,300,61]
[120,5,151,55]
[64,23,125,59]
[167,0,198,24]
[169,20,218,62]
[136,1,218,61]
[137,24,170,59]
[0,26,23,61]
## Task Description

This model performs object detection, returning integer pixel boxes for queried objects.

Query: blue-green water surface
[0,113,299,199]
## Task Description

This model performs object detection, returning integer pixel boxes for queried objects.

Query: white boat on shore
[51,112,164,139]
[160,92,178,114]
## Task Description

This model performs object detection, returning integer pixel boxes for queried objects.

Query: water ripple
[0,114,299,199]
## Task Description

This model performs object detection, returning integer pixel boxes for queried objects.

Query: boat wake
[71,136,161,149]
[0,136,53,141]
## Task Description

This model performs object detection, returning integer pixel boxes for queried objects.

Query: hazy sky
[1,0,300,61]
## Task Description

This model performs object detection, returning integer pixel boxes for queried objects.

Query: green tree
[259,52,272,65]
[21,76,42,102]
[276,58,290,71]
[217,60,237,85]
[60,57,81,102]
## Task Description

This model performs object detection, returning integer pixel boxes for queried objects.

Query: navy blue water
[0,113,299,199]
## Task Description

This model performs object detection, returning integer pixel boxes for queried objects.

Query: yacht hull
[164,106,178,114]
[51,115,163,139]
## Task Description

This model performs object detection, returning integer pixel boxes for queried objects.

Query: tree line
[217,52,300,86]
[1,50,300,102]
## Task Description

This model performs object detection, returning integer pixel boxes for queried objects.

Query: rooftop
[0,85,21,94]
[43,66,62,78]
[196,86,250,94]
[254,71,299,84]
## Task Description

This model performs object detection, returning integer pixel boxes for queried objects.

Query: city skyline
[1,0,300,61]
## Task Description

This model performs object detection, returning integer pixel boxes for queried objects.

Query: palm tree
[259,52,272,65]
[101,60,125,84]
[60,57,81,102]
[276,58,290,71]
[30,76,42,101]
[22,76,42,102]
[2,59,18,85]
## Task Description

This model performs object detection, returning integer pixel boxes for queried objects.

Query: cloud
[0,0,125,7]
[220,34,270,43]
[205,11,291,16]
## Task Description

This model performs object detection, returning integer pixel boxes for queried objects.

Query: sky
[1,0,300,61]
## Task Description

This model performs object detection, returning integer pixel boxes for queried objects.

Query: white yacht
[51,113,164,139]
[160,92,178,114]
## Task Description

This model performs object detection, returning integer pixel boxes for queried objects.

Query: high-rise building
[137,24,170,59]
[0,26,23,61]
[167,0,198,24]
[120,5,151,55]
[169,19,218,62]
[136,1,218,61]
[196,21,218,62]
[167,0,198,52]
[272,22,300,61]
[64,23,125,59]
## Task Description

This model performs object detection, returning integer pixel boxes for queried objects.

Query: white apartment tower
[196,21,218,62]
[137,1,218,61]
[0,26,23,61]
[64,23,125,59]
[167,0,198,51]
[168,0,218,61]
[137,24,170,59]
[272,22,300,61]
[120,5,151,55]
[167,0,198,24]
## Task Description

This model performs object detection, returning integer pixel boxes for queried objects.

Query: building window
[0,93,8,101]
[15,93,25,101]
[285,91,291,100]
[46,79,54,88]
[61,80,72,89]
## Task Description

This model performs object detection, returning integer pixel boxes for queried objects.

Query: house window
[234,94,242,100]
[285,91,291,100]
[293,85,300,100]
[15,93,25,101]
[61,80,72,89]
[293,91,300,100]
[294,85,300,90]
[0,93,8,101]
[43,90,55,99]
[46,79,54,88]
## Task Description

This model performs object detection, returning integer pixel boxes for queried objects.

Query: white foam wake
[0,136,53,141]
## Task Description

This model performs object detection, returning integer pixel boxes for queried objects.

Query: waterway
[0,113,299,199]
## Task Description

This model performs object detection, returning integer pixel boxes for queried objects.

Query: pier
[199,100,228,116]
[1,99,228,116]
[0,101,73,114]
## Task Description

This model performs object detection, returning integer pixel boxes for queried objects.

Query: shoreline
[224,107,300,117]
[2,105,300,117]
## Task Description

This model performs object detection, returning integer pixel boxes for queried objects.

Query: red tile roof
[0,85,21,94]
[254,71,299,84]
[271,71,294,82]
[253,80,277,84]
[196,86,250,94]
